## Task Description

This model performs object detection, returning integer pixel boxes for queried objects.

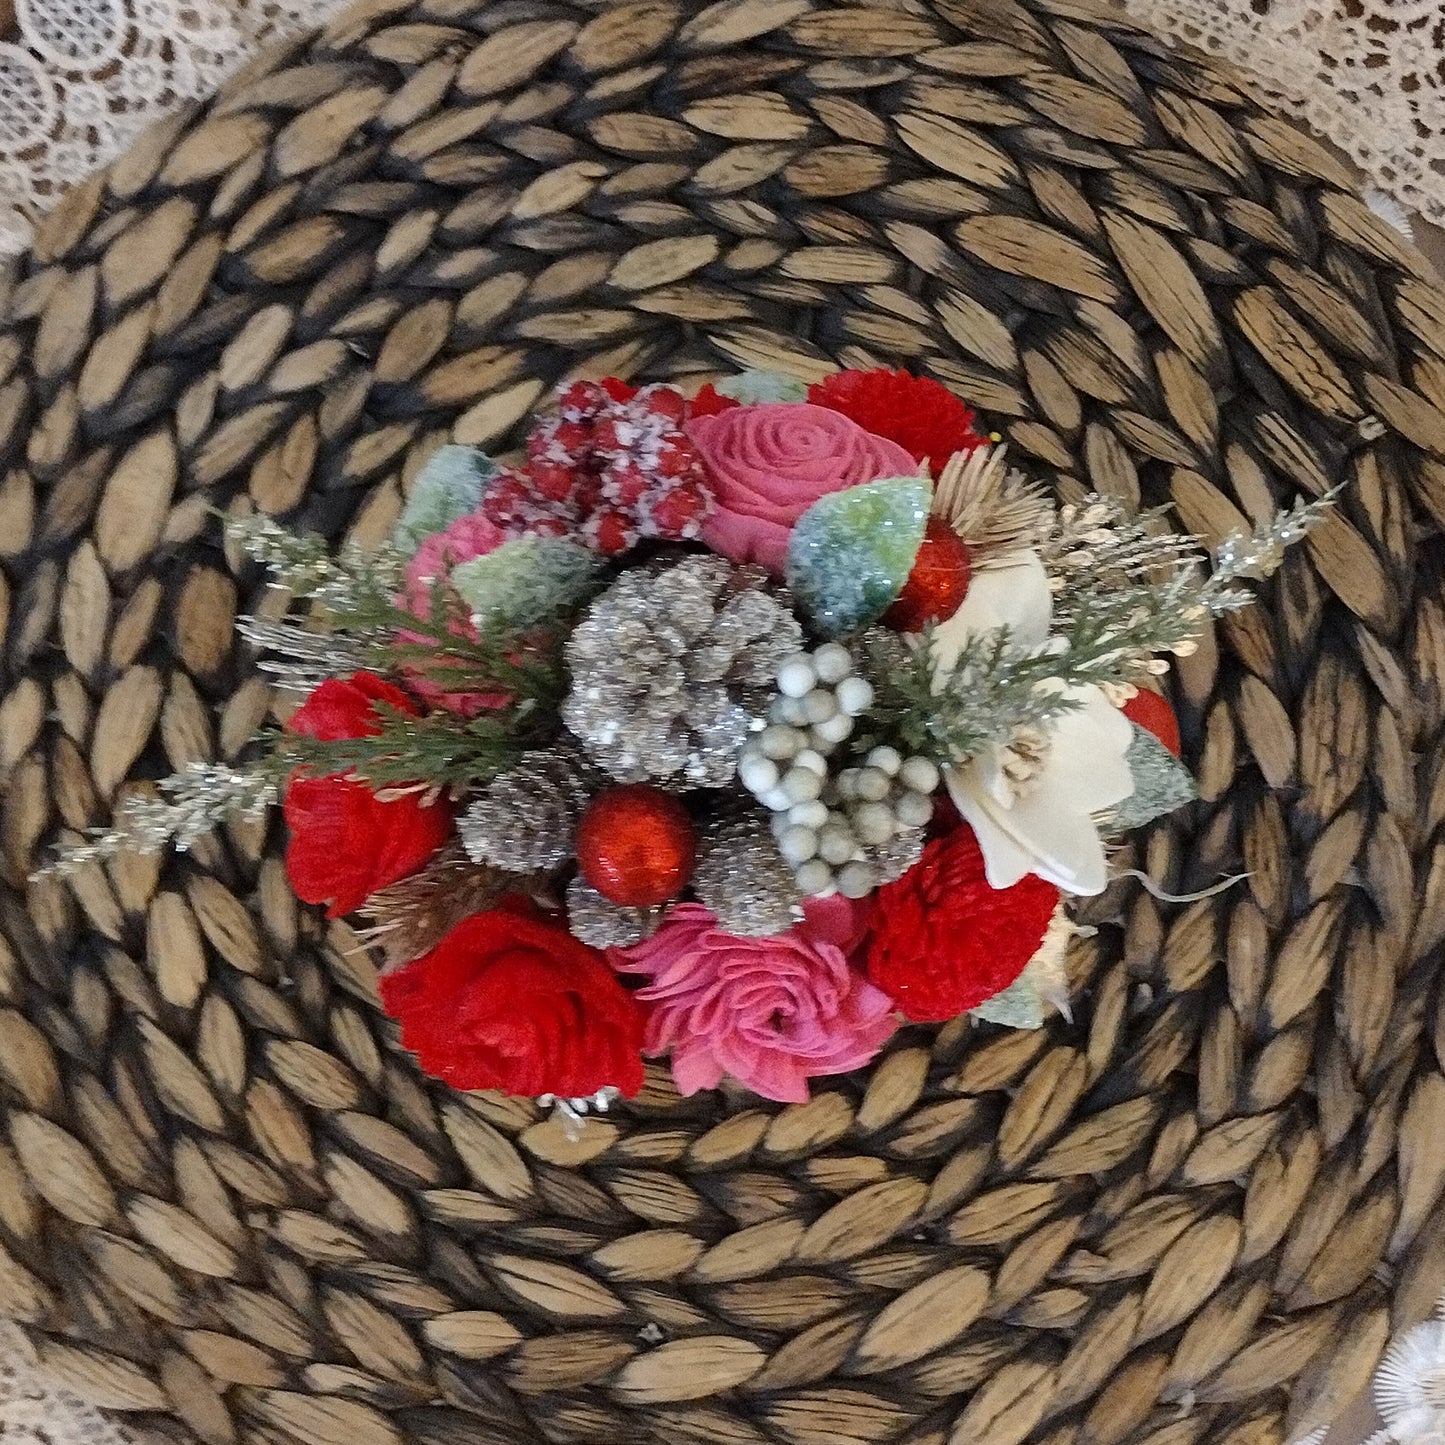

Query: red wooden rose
[380,904,646,1097]
[283,673,453,918]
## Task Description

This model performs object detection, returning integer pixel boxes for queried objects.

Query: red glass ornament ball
[1122,688,1181,757]
[884,517,973,633]
[577,785,698,907]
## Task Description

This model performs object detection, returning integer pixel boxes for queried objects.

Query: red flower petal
[282,673,451,918]
[379,910,646,1098]
[1121,688,1181,757]
[866,827,1058,1022]
[807,367,987,475]
[288,672,420,742]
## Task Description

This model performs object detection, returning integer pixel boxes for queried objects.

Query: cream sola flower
[929,551,1134,896]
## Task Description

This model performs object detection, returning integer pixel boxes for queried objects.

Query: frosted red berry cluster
[480,380,713,555]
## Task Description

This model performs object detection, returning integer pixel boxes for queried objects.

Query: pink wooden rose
[688,402,918,572]
[611,902,897,1103]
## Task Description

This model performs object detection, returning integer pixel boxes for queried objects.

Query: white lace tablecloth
[1120,0,1445,231]
[0,0,1441,250]
[0,0,1442,1435]
[0,0,350,254]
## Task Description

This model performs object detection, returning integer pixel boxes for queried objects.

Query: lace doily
[6,1295,1445,1443]
[0,0,350,255]
[1120,0,1445,229]
[0,1319,137,1444]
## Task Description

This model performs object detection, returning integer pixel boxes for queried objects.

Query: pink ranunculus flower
[611,902,897,1104]
[688,402,919,573]
[398,512,508,716]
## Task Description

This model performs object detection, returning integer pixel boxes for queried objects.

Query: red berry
[557,380,607,418]
[1121,688,1181,757]
[527,516,573,540]
[600,377,639,403]
[590,417,623,454]
[577,785,697,907]
[884,517,973,633]
[479,470,533,526]
[528,459,578,503]
[636,385,688,424]
[651,437,696,479]
[648,481,709,538]
[603,459,650,507]
[570,473,602,512]
[586,509,637,556]
[551,419,591,455]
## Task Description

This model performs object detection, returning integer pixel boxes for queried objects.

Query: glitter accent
[35,760,282,879]
[459,746,599,870]
[1104,724,1198,833]
[692,802,801,937]
[1210,490,1337,593]
[562,555,802,789]
[237,615,372,693]
[226,512,405,613]
[786,475,932,637]
[565,875,663,949]
[872,827,927,884]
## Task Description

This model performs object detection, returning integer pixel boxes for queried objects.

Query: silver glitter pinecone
[693,802,801,938]
[459,746,598,871]
[561,554,804,788]
[565,875,663,950]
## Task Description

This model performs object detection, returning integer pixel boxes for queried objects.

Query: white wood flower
[930,552,1134,896]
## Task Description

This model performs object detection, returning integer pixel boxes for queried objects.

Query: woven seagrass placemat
[1,2,1444,1443]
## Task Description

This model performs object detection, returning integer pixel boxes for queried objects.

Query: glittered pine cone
[560,553,803,788]
[458,745,600,871]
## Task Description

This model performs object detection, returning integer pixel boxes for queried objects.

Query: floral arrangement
[51,368,1330,1119]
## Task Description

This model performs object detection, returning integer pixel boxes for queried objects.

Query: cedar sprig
[276,702,529,792]
[864,586,1208,766]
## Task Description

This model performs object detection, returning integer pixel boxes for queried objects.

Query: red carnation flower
[283,673,453,918]
[808,367,987,475]
[380,905,646,1098]
[866,827,1058,1022]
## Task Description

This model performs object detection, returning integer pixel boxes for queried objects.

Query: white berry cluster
[737,644,941,900]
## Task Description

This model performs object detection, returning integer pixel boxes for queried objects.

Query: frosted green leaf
[970,971,1045,1029]
[450,537,603,634]
[716,370,809,404]
[392,446,495,556]
[1106,723,1197,832]
[785,476,931,637]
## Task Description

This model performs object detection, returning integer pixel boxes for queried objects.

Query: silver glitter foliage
[459,746,598,871]
[561,555,803,788]
[692,802,801,938]
[565,875,663,950]
[36,760,281,878]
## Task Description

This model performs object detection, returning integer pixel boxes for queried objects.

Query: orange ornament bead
[884,516,972,633]
[577,785,698,907]
[1121,688,1181,757]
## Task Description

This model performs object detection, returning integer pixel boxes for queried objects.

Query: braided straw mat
[2,0,1445,1442]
